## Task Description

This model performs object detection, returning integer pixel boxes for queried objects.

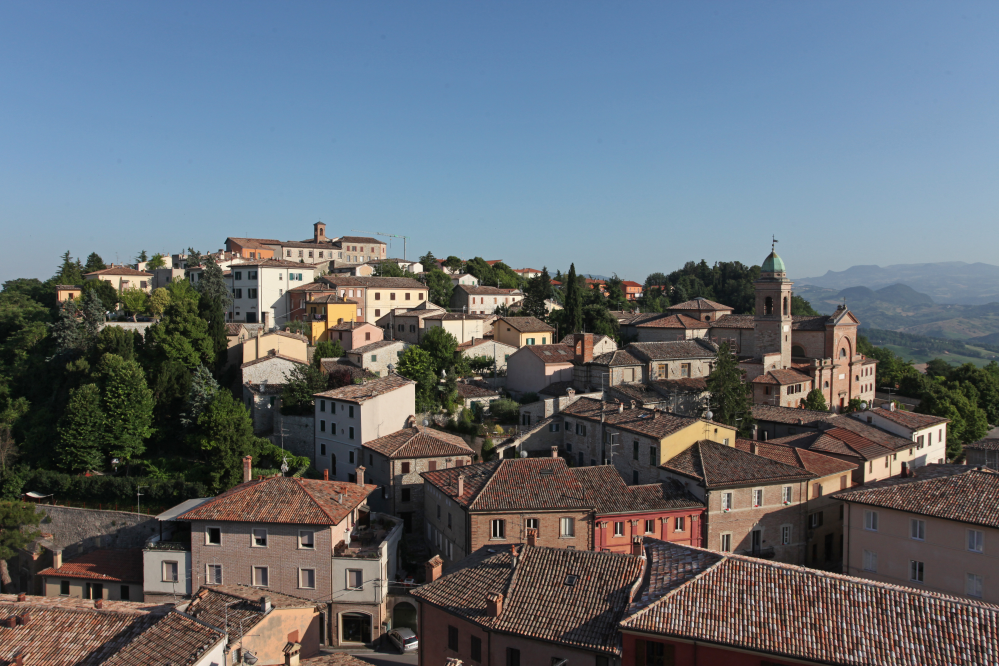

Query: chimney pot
[323,468,329,481]
[526,528,538,547]
[631,536,644,557]
[16,593,25,603]
[243,456,253,483]
[751,442,759,455]
[426,555,444,583]
[94,598,103,609]
[53,549,62,570]
[486,592,504,617]
[5,618,15,628]
[356,466,366,486]
[751,424,759,441]
[14,653,23,666]
[261,596,272,613]
[457,474,465,498]
[16,613,29,627]
[550,446,559,458]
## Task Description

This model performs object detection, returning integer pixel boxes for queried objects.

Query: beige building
[84,266,153,292]
[505,344,575,395]
[450,284,523,315]
[492,316,556,348]
[342,340,406,377]
[324,321,383,351]
[56,284,82,303]
[851,406,949,469]
[242,329,309,365]
[315,276,430,324]
[836,464,999,604]
[457,337,518,371]
[38,549,144,602]
[966,438,999,470]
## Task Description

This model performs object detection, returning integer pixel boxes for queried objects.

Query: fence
[37,498,175,516]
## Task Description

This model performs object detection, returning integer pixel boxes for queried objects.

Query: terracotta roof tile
[455,383,500,399]
[626,340,718,361]
[37,549,143,583]
[412,545,645,655]
[967,438,999,452]
[521,344,575,364]
[751,404,838,426]
[667,297,732,311]
[176,476,375,525]
[455,285,522,295]
[561,398,701,440]
[422,458,590,511]
[84,266,152,277]
[347,340,404,355]
[865,407,950,429]
[834,464,999,529]
[734,439,857,477]
[705,314,756,329]
[821,418,913,452]
[184,585,317,637]
[319,276,426,289]
[791,315,833,330]
[364,426,473,459]
[591,350,642,367]
[338,236,384,244]
[495,317,555,333]
[102,611,225,666]
[751,368,813,385]
[239,353,306,370]
[569,467,703,514]
[634,314,710,329]
[622,540,999,666]
[314,373,414,402]
[660,440,815,488]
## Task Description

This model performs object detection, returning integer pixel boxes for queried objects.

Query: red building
[621,280,643,301]
[569,466,704,552]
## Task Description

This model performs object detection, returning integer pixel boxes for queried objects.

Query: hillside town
[0,224,996,666]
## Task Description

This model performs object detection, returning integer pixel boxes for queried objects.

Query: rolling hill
[795,261,999,305]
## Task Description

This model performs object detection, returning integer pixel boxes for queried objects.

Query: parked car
[387,628,418,653]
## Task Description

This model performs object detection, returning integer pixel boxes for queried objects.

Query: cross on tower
[771,235,779,252]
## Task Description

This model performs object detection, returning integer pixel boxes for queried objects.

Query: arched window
[824,381,829,388]
[839,348,847,359]
[764,297,773,315]
[783,297,789,315]
[792,345,806,357]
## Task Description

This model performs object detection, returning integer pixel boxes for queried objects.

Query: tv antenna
[351,229,411,260]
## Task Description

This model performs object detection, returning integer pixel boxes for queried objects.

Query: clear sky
[2,1,997,283]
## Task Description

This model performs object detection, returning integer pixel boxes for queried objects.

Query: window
[320,420,326,432]
[507,648,521,666]
[295,568,315,589]
[471,635,482,662]
[549,422,560,432]
[863,550,877,573]
[447,625,459,651]
[909,560,925,583]
[752,488,763,507]
[864,510,879,531]
[812,483,823,499]
[234,271,242,280]
[120,585,130,601]
[401,488,411,503]
[206,564,222,585]
[645,519,655,534]
[526,338,535,345]
[491,519,506,539]
[251,527,268,548]
[252,566,269,587]
[633,471,639,484]
[401,462,411,474]
[448,512,452,529]
[526,517,539,533]
[575,423,586,436]
[320,400,326,412]
[206,526,222,545]
[614,521,624,537]
[967,573,984,598]
[910,519,926,541]
[721,492,733,511]
[320,443,326,456]
[560,517,575,537]
[347,569,363,590]
[781,525,792,545]
[633,441,639,460]
[967,529,984,553]
[349,450,355,464]
[721,533,732,552]
[162,561,179,582]
[349,426,355,440]
[299,530,315,549]
[248,288,257,299]
[234,288,242,298]
[782,486,792,504]
[60,580,70,595]
[649,445,657,465]
[681,363,691,378]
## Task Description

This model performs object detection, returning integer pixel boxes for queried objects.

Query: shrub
[489,399,520,425]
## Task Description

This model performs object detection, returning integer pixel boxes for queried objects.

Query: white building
[223,259,318,327]
[313,374,416,483]
[851,406,949,470]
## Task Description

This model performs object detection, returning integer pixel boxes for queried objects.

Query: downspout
[844,499,851,574]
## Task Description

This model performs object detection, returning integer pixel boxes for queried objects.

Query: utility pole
[351,229,411,260]
[136,486,146,514]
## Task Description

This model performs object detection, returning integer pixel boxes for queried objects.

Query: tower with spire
[753,239,794,371]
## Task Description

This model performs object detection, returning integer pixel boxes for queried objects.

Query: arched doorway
[791,345,805,358]
[341,612,372,644]
[393,602,417,632]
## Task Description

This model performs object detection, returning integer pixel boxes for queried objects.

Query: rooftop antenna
[351,229,411,260]
[136,485,146,514]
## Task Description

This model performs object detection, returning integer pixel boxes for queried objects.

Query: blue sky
[2,2,997,283]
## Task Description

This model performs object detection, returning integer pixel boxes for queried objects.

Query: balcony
[334,513,402,560]
[144,532,191,552]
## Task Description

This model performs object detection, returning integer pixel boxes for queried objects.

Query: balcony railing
[145,540,190,552]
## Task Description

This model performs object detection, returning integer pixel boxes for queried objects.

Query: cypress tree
[706,342,754,432]
[564,263,583,334]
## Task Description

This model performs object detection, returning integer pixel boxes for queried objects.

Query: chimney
[16,593,25,603]
[53,549,62,570]
[426,555,443,583]
[618,401,624,414]
[356,466,366,486]
[486,592,504,617]
[889,402,896,412]
[550,446,559,458]
[323,468,329,481]
[243,456,253,483]
[14,652,23,666]
[631,536,644,557]
[284,641,302,666]
[4,618,15,628]
[751,424,759,441]
[16,613,29,627]
[526,528,538,547]
[573,333,594,364]
[751,442,759,455]
[457,475,465,498]
[94,598,103,609]
[405,415,417,428]
[261,596,272,613]
[630,400,637,410]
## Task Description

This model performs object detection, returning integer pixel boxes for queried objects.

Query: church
[619,247,878,412]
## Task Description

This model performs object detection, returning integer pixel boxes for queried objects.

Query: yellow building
[493,316,556,348]
[303,294,360,344]
[56,285,82,303]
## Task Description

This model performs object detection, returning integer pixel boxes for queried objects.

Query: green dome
[761,251,786,273]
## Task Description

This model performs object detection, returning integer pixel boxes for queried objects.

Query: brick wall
[702,482,809,564]
[469,510,591,552]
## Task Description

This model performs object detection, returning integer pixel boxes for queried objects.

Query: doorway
[393,602,417,632]
[751,530,762,555]
[341,612,372,644]
[86,583,103,600]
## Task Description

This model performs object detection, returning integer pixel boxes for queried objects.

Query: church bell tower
[754,241,794,370]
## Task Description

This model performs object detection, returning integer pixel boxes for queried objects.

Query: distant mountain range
[794,261,999,305]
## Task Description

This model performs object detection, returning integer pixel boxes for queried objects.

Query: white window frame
[863,550,877,573]
[674,516,685,532]
[781,486,792,504]
[968,529,984,553]
[346,568,364,590]
[720,533,732,552]
[721,492,733,511]
[614,522,624,537]
[162,561,179,583]
[752,488,764,507]
[560,517,575,538]
[206,563,223,585]
[206,526,222,546]
[491,519,505,540]
[864,510,879,532]
[909,560,924,583]
[300,568,316,590]
[910,519,925,541]
[252,566,270,588]
[298,529,316,549]
[781,524,792,545]
[252,527,268,548]
[966,573,984,598]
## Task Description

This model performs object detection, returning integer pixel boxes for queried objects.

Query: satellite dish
[860,401,868,411]
[704,410,714,421]
[423,419,430,427]
[520,451,528,458]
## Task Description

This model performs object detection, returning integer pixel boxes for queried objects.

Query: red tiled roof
[314,373,414,402]
[455,382,500,399]
[320,275,426,289]
[412,545,644,655]
[185,585,317,637]
[455,285,521,295]
[751,404,838,426]
[176,476,376,525]
[834,464,999,529]
[626,340,718,361]
[561,398,702,440]
[422,458,591,512]
[751,368,813,385]
[866,407,949,430]
[667,297,732,311]
[590,350,642,367]
[569,467,703,515]
[239,353,306,370]
[822,417,914,452]
[633,314,708,329]
[495,316,555,333]
[102,611,225,666]
[84,267,152,277]
[734,439,857,478]
[660,440,815,488]
[809,427,895,461]
[37,549,143,583]
[521,344,575,364]
[967,438,999,452]
[622,540,999,666]
[364,426,473,459]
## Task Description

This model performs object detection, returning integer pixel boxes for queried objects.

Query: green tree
[373,261,406,277]
[563,264,583,334]
[94,325,137,362]
[442,256,464,273]
[56,383,104,472]
[520,268,553,321]
[80,290,106,341]
[151,360,191,440]
[604,275,630,311]
[195,256,232,369]
[136,250,149,263]
[843,398,865,414]
[917,382,989,460]
[146,253,167,270]
[423,269,454,308]
[313,339,345,366]
[189,389,260,491]
[81,279,119,313]
[148,287,170,318]
[481,437,496,461]
[801,388,828,412]
[582,304,619,339]
[181,365,219,428]
[50,300,86,355]
[280,364,328,416]
[98,353,154,464]
[84,253,107,273]
[421,327,460,375]
[146,282,212,369]
[791,295,820,316]
[706,342,753,432]
[419,251,437,269]
[118,287,149,321]
[54,251,84,285]
[396,346,438,412]
[925,358,952,379]
[0,501,41,591]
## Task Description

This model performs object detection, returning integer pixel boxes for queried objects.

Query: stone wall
[271,412,315,460]
[37,505,159,560]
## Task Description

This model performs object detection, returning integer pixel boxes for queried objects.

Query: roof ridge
[291,477,340,524]
[467,459,508,511]
[622,543,726,625]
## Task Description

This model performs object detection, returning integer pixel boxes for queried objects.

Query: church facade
[621,249,877,412]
